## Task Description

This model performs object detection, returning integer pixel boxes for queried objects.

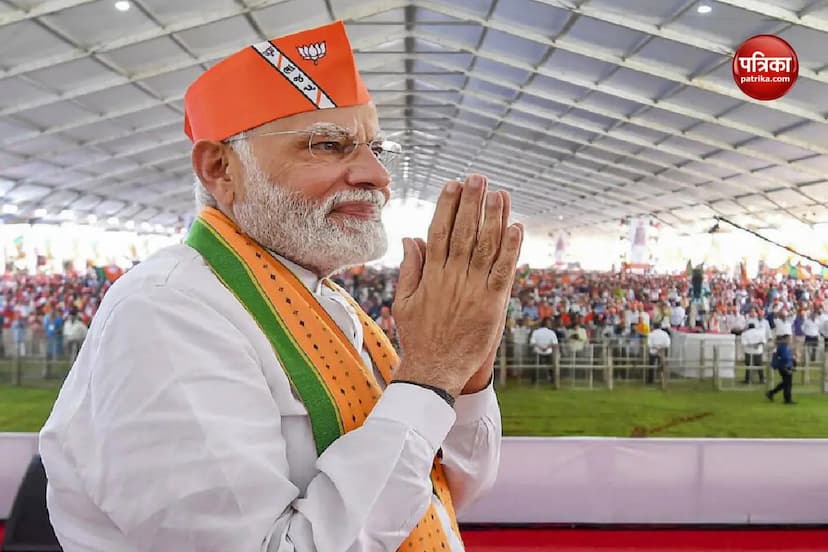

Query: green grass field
[497,384,828,438]
[2,382,827,438]
[0,386,60,433]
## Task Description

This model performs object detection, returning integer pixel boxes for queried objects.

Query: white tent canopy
[0,0,827,238]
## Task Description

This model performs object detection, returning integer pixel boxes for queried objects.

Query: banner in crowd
[553,232,568,266]
[622,216,660,269]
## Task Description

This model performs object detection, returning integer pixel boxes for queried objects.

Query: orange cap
[184,21,371,142]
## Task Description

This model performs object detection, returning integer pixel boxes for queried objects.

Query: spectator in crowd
[821,310,828,353]
[529,317,558,382]
[567,316,589,355]
[803,310,821,363]
[511,318,531,369]
[12,311,26,356]
[551,316,568,344]
[63,309,88,362]
[647,320,671,384]
[374,305,397,347]
[0,270,112,359]
[708,307,726,333]
[43,308,64,363]
[522,298,539,323]
[774,310,794,343]
[727,305,746,336]
[792,307,807,360]
[669,300,686,328]
[740,322,766,384]
[651,300,671,329]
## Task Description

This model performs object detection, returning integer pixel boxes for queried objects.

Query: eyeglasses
[225,128,403,172]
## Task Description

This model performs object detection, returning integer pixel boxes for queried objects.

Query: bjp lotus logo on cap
[297,42,327,65]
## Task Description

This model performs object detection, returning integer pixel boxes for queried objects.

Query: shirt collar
[268,251,321,293]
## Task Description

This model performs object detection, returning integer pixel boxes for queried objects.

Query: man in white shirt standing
[530,317,558,383]
[740,322,766,384]
[726,305,746,336]
[803,310,821,364]
[647,320,671,384]
[820,308,828,355]
[39,21,522,552]
[511,317,532,373]
[669,300,686,328]
[775,310,794,344]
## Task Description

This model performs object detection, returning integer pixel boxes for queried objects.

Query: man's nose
[344,144,392,202]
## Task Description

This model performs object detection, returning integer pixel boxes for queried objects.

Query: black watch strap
[391,380,455,408]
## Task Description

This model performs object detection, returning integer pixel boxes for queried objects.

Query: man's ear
[192,140,238,207]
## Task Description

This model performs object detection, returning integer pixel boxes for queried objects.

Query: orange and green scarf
[186,207,460,549]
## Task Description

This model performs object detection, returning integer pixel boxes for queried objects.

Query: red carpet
[3,523,827,550]
[462,528,828,551]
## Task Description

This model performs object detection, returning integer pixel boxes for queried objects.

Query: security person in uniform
[767,330,796,404]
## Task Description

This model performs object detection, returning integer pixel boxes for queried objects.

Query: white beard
[231,140,388,277]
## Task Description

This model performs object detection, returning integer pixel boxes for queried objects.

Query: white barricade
[3,434,827,524]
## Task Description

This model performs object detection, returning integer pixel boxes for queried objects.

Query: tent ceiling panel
[774,123,828,151]
[101,37,191,76]
[7,184,51,202]
[439,0,493,18]
[0,78,54,110]
[40,1,158,47]
[3,134,73,157]
[279,0,337,27]
[418,22,483,46]
[0,21,67,68]
[57,119,129,144]
[175,16,260,57]
[137,66,203,99]
[632,37,717,73]
[586,0,680,23]
[669,4,781,47]
[711,199,746,215]
[800,182,828,203]
[766,188,814,208]
[491,0,569,31]
[661,86,743,117]
[138,0,240,25]
[565,17,644,57]
[72,85,158,116]
[723,103,806,134]
[776,26,828,71]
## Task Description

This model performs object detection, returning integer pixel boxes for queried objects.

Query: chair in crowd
[2,455,62,552]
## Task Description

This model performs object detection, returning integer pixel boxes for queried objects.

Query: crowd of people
[2,261,827,367]
[333,265,828,363]
[0,269,110,360]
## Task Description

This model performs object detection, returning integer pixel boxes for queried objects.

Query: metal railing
[0,333,79,386]
[2,331,827,395]
[496,336,828,394]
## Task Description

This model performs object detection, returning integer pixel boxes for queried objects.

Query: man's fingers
[489,224,523,292]
[469,191,503,275]
[414,238,427,260]
[446,174,487,270]
[395,238,424,300]
[494,190,511,259]
[424,181,462,275]
[500,191,511,236]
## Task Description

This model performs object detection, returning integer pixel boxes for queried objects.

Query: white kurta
[39,244,501,552]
